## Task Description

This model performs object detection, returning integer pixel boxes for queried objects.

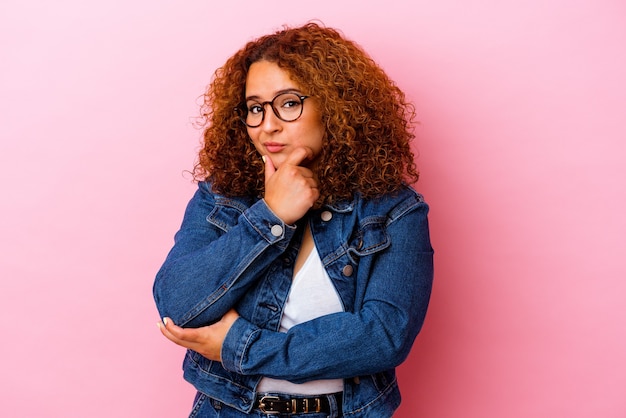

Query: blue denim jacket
[153,181,433,417]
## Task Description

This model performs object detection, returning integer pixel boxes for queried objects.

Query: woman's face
[245,60,325,170]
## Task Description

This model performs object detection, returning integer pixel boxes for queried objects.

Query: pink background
[1,1,625,417]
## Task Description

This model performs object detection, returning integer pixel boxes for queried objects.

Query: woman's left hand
[157,309,240,361]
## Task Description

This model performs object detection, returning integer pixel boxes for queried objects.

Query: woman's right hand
[263,147,319,225]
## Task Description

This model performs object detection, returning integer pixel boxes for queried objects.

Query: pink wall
[1,1,624,417]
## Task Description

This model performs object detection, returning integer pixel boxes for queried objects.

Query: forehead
[245,61,301,98]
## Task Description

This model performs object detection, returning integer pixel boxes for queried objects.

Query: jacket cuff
[221,317,258,374]
[243,200,296,250]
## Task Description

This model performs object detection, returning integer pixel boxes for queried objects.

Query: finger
[283,146,314,167]
[159,327,198,351]
[158,318,198,345]
[158,318,186,346]
[263,155,276,183]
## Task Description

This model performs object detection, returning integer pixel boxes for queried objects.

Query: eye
[248,103,263,114]
[277,94,302,110]
[282,99,300,109]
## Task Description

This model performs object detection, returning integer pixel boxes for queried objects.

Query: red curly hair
[195,22,419,205]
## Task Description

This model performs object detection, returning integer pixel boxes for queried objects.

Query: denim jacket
[153,181,433,417]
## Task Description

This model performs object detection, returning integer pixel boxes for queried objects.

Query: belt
[254,392,342,415]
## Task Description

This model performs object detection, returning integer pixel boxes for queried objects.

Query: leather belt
[254,392,342,415]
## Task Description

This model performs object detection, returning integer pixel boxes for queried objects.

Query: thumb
[263,155,275,183]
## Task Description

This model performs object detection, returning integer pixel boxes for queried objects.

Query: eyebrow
[245,88,303,102]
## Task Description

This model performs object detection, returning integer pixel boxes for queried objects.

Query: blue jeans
[189,392,342,418]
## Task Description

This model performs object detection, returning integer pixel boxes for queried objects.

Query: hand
[157,309,239,361]
[263,147,319,225]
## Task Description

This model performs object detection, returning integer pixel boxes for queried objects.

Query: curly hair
[194,22,419,205]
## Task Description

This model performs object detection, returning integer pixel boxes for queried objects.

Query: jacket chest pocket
[326,218,390,312]
[347,217,390,261]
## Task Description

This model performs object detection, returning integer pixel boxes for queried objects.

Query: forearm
[222,284,430,382]
[221,208,434,381]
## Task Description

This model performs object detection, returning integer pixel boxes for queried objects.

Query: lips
[263,142,286,153]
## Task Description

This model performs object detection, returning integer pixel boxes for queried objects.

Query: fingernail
[262,155,266,163]
[162,317,168,326]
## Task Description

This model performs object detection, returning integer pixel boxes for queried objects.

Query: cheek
[246,127,255,140]
[310,127,326,152]
[299,118,325,150]
[247,129,261,148]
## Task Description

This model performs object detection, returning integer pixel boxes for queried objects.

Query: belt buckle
[258,395,281,415]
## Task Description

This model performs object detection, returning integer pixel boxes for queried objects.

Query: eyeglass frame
[235,92,310,128]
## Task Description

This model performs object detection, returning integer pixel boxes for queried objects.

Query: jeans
[189,392,343,418]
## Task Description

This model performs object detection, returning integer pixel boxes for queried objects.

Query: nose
[259,104,282,132]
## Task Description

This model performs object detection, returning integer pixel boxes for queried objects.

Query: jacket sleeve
[153,182,297,328]
[220,200,434,382]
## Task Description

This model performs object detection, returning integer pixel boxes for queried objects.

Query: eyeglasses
[237,92,309,128]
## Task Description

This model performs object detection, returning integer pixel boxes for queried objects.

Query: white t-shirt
[257,245,344,395]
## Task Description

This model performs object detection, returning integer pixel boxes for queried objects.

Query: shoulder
[183,181,258,223]
[184,182,263,233]
[353,185,428,223]
[195,181,258,210]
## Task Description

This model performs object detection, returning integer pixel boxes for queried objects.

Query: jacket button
[321,211,332,221]
[270,225,283,237]
[342,264,354,276]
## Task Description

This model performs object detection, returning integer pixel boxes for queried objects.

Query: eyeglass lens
[244,93,305,127]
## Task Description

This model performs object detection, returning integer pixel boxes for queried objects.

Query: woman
[154,22,433,418]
